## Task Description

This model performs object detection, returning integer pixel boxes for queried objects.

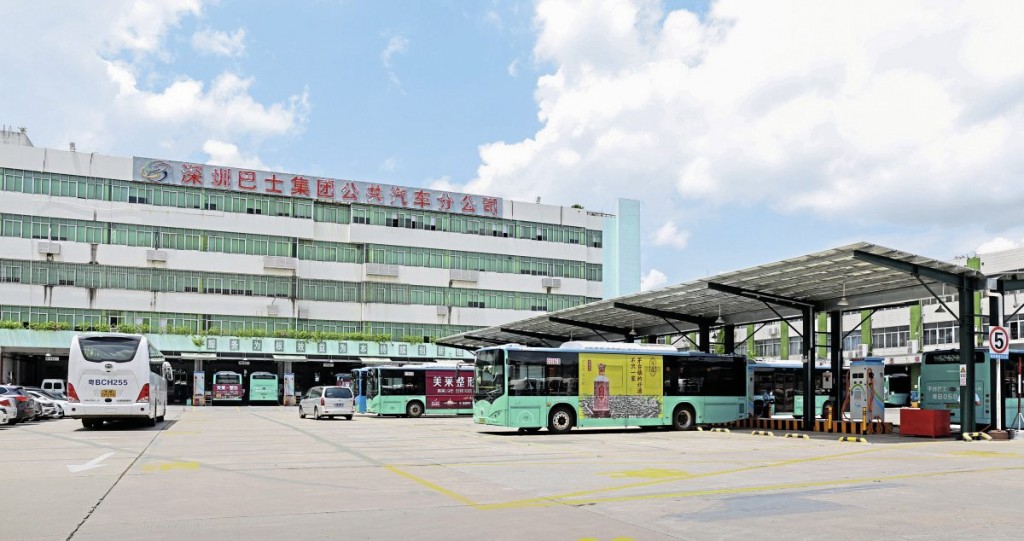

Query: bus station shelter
[439,242,1024,431]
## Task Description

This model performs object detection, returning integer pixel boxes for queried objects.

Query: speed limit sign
[990,325,1010,357]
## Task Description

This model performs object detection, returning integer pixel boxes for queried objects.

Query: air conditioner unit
[37,242,61,255]
[264,256,297,270]
[449,269,479,282]
[436,306,449,316]
[767,327,780,337]
[541,277,561,288]
[907,339,919,354]
[146,250,168,262]
[366,263,400,277]
[858,344,869,357]
[843,350,853,360]
[297,308,309,319]
[267,305,279,316]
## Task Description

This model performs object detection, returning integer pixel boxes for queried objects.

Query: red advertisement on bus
[426,369,473,410]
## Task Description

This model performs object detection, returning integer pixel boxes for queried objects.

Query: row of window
[0,259,598,310]
[0,304,475,340]
[0,213,603,281]
[1,167,604,246]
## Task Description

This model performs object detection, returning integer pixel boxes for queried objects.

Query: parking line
[384,465,479,506]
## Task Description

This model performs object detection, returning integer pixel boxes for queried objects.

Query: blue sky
[3,1,1024,291]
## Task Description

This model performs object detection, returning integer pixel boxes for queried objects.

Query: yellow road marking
[384,465,478,506]
[602,468,690,479]
[141,461,200,472]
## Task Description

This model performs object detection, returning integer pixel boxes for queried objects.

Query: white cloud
[977,237,1022,254]
[451,0,1024,243]
[203,139,267,170]
[381,34,409,92]
[381,35,409,68]
[192,27,246,57]
[640,268,668,291]
[507,58,520,77]
[380,157,398,172]
[0,2,307,163]
[651,220,689,249]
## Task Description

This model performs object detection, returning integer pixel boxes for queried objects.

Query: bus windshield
[215,373,241,385]
[474,349,504,401]
[79,336,141,363]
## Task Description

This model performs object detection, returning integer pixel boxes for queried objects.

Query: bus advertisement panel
[426,369,474,410]
[212,371,244,403]
[578,353,662,419]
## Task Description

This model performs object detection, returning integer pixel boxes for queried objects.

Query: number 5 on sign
[990,325,1010,357]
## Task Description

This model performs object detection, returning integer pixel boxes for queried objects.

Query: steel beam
[548,316,632,338]
[706,282,816,311]
[612,302,715,326]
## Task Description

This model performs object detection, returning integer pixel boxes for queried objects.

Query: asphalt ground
[4,406,1024,541]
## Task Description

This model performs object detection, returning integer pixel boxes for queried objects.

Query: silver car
[299,386,354,420]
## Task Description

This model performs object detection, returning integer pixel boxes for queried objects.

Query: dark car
[0,385,37,422]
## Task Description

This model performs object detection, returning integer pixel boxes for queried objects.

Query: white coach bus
[67,333,172,428]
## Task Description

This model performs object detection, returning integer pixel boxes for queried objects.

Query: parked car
[0,385,35,423]
[299,386,354,420]
[0,397,15,425]
[25,388,62,419]
[41,379,66,395]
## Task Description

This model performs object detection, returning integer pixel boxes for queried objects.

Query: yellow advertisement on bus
[578,353,663,419]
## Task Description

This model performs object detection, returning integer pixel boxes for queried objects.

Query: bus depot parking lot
[6,408,1024,541]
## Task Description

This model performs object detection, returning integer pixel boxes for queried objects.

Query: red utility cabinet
[900,408,951,437]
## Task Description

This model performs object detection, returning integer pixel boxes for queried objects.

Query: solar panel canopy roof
[438,242,985,350]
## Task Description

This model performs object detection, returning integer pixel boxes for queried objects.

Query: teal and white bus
[919,349,1024,429]
[473,342,747,433]
[249,372,278,403]
[366,363,474,417]
[747,359,837,419]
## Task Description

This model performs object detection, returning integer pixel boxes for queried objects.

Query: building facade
[0,131,639,398]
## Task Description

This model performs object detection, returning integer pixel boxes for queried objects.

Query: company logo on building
[139,160,172,182]
[132,156,503,217]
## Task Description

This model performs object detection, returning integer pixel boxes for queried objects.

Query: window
[870,325,910,349]
[923,321,957,346]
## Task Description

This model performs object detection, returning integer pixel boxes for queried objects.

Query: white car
[25,390,59,419]
[0,397,14,424]
[299,386,355,420]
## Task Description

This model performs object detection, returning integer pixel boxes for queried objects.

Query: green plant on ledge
[191,336,204,347]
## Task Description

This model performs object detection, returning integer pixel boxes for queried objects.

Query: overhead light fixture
[935,303,946,314]
[837,282,850,307]
[715,305,725,325]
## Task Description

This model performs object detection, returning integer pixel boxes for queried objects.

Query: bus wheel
[299,406,306,419]
[82,419,96,429]
[406,401,424,418]
[672,405,696,431]
[548,406,575,434]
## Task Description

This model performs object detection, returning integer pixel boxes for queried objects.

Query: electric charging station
[850,358,884,421]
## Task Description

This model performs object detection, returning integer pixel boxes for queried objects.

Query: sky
[2,0,1024,292]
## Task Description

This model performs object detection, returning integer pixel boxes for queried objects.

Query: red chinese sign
[134,157,503,217]
[426,370,473,410]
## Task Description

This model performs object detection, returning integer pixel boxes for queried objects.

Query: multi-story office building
[0,128,640,397]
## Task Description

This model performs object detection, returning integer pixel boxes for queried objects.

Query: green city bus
[473,342,747,433]
[747,359,838,419]
[249,372,278,403]
[920,349,1024,429]
[366,364,474,417]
